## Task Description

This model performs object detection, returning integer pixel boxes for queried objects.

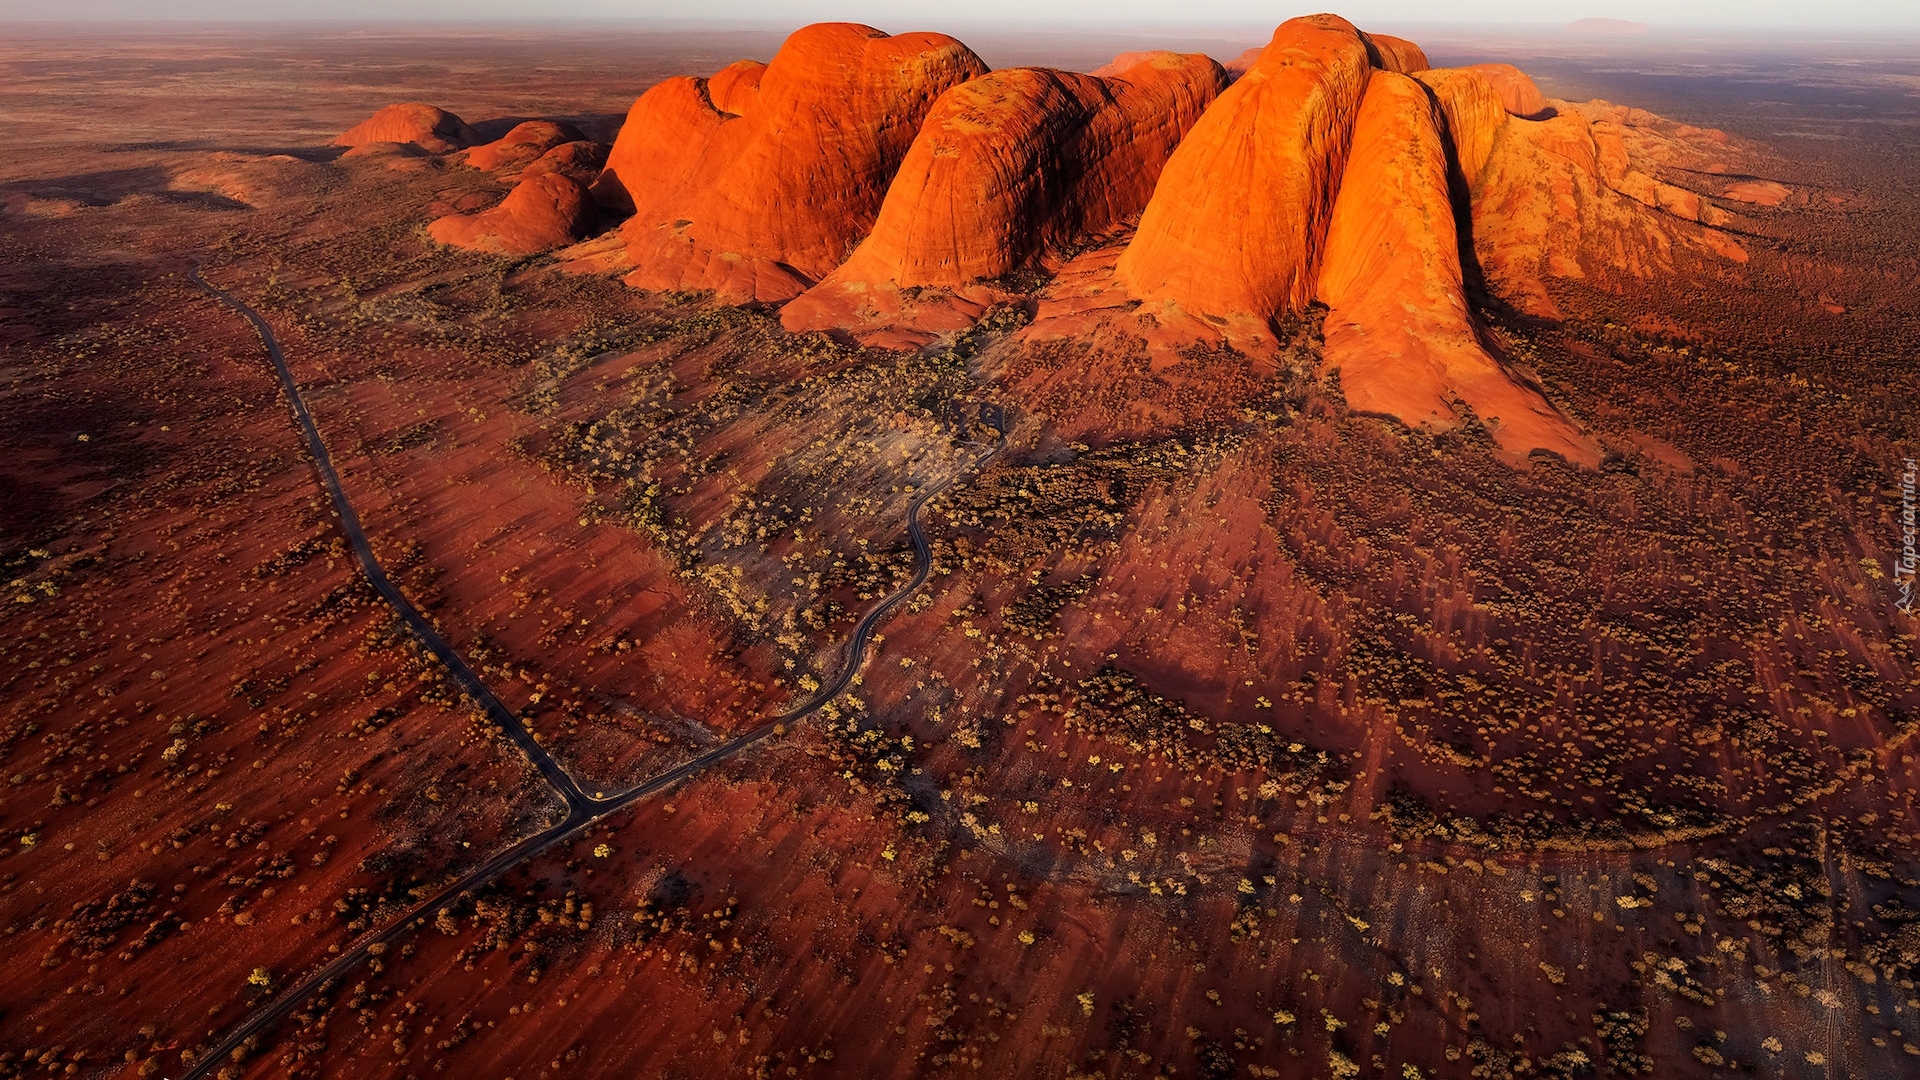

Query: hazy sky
[1,0,1914,27]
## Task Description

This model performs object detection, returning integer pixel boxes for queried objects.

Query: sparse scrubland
[2,19,1919,1080]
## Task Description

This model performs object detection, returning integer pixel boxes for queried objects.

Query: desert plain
[2,14,1920,1080]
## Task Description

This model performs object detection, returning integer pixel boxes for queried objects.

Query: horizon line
[2,15,1919,32]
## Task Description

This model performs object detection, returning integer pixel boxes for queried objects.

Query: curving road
[180,266,1004,1078]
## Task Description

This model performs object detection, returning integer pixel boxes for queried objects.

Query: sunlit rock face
[780,52,1227,347]
[1113,15,1374,339]
[336,102,479,153]
[428,172,596,256]
[614,22,989,304]
[559,16,1750,462]
[460,121,585,174]
[1316,72,1599,465]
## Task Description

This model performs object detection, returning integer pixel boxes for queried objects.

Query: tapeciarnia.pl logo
[1899,458,1917,615]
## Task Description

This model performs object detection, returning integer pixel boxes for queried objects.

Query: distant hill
[1566,17,1651,33]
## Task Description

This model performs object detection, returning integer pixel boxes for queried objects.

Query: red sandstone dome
[1315,71,1597,465]
[461,120,587,173]
[706,59,766,115]
[426,171,595,256]
[335,103,478,153]
[540,17,1752,465]
[1458,63,1552,119]
[1089,50,1177,76]
[589,59,767,214]
[520,140,608,184]
[614,22,988,304]
[1114,15,1373,337]
[1412,66,1509,185]
[1360,31,1428,73]
[591,75,727,216]
[781,52,1227,343]
[855,51,1225,287]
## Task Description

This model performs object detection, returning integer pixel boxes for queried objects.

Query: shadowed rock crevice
[1314,71,1600,466]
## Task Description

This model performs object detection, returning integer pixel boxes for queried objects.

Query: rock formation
[1089,50,1174,76]
[169,152,320,208]
[1412,67,1509,185]
[1221,47,1263,81]
[1225,29,1423,86]
[1316,72,1597,464]
[706,60,766,115]
[1457,63,1550,119]
[1360,32,1428,73]
[591,75,728,216]
[461,120,587,174]
[1723,179,1790,207]
[551,17,1758,466]
[617,22,988,303]
[520,141,609,185]
[780,52,1226,345]
[427,172,595,256]
[1470,101,1747,318]
[336,103,478,153]
[1113,14,1373,341]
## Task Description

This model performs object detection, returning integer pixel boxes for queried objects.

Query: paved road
[188,266,590,810]
[180,267,1004,1078]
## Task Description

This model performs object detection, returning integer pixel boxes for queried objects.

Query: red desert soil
[3,17,1920,1080]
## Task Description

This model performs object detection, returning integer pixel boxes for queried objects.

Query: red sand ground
[3,22,1920,1080]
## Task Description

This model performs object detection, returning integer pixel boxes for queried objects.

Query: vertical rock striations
[1114,15,1373,343]
[1316,72,1598,465]
[1413,67,1510,186]
[525,17,1756,467]
[617,22,988,303]
[781,52,1227,345]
